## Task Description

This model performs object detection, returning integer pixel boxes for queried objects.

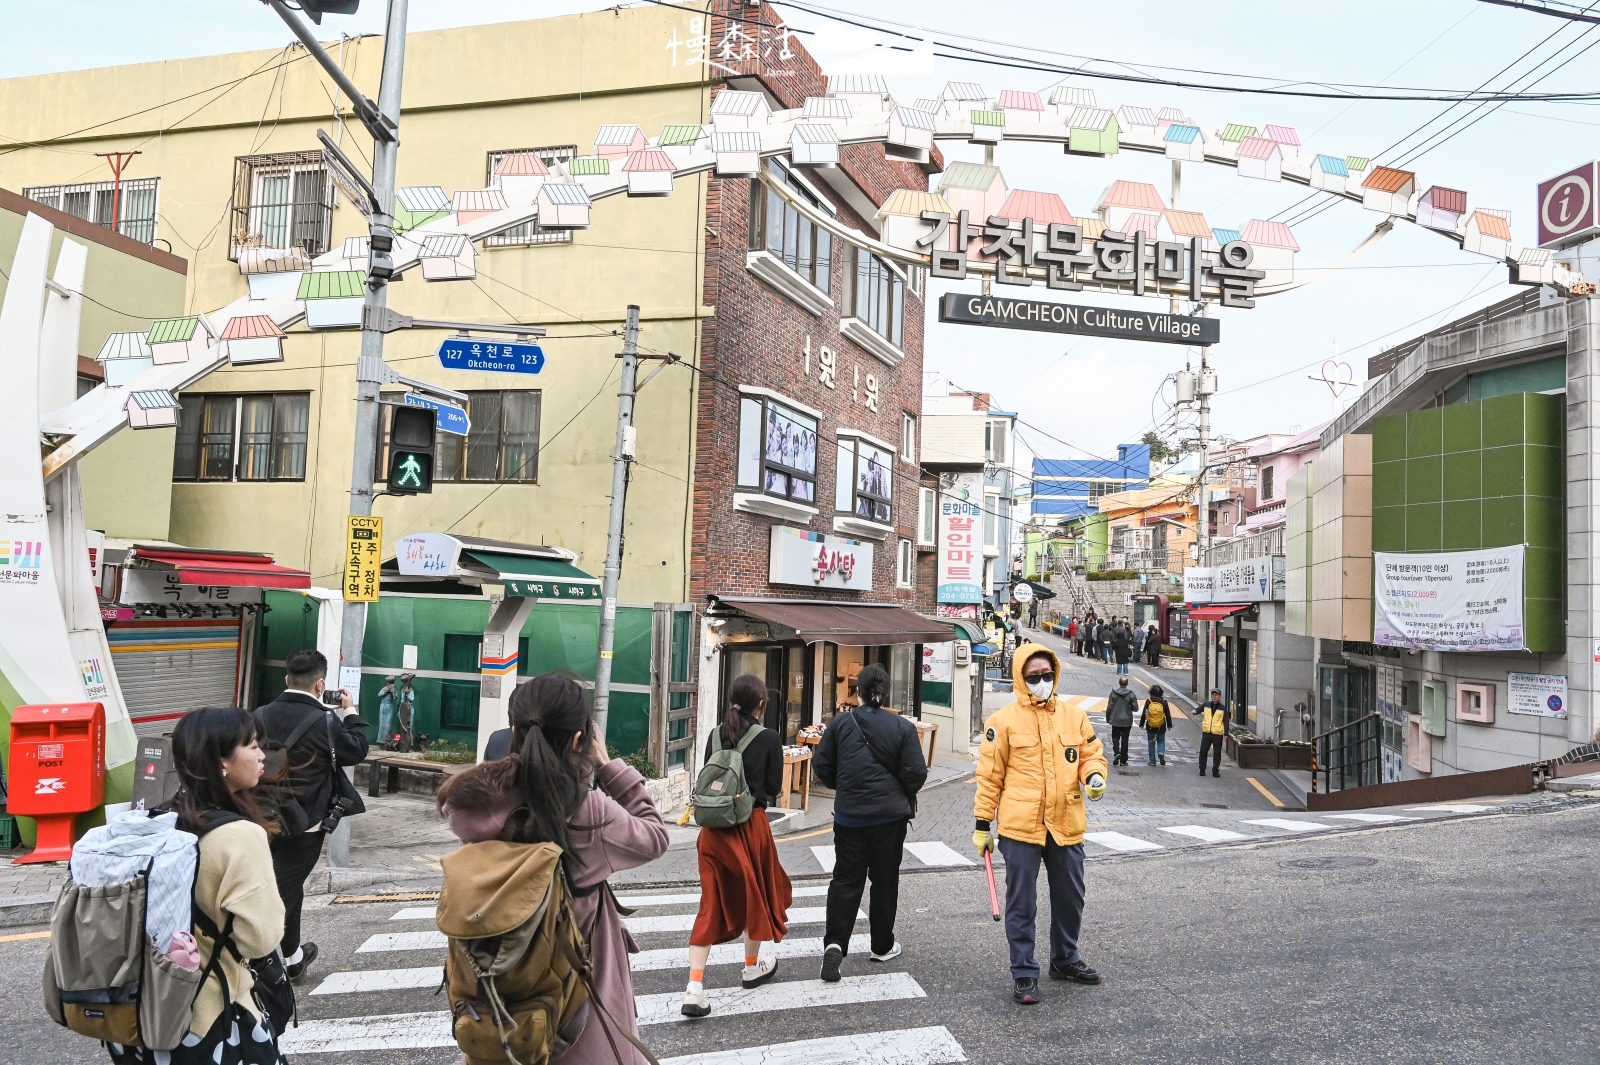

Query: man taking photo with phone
[255,648,371,980]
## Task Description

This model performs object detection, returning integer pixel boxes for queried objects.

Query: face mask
[1027,679,1053,701]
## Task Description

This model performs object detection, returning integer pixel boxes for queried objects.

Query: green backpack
[690,724,762,829]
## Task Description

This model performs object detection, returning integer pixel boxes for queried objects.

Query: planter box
[1277,744,1314,771]
[1233,741,1279,769]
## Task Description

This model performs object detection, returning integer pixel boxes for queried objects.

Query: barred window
[231,151,334,258]
[378,390,542,484]
[485,145,578,247]
[26,178,160,245]
[173,393,309,482]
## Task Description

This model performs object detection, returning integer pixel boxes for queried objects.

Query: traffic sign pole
[593,305,641,742]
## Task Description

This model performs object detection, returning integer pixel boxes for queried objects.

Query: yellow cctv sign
[344,515,383,602]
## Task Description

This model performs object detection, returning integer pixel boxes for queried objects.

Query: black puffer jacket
[812,706,929,827]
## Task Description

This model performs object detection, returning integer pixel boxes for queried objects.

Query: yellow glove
[972,828,995,854]
[1083,773,1106,801]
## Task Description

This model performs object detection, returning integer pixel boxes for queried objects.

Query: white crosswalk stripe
[1324,813,1418,823]
[637,973,925,1026]
[619,885,830,908]
[624,906,847,936]
[388,906,434,920]
[357,929,446,953]
[903,841,974,867]
[1084,831,1164,852]
[658,1025,967,1065]
[1242,818,1333,832]
[812,844,837,872]
[1408,804,1493,813]
[632,934,872,972]
[312,965,442,995]
[1156,825,1251,843]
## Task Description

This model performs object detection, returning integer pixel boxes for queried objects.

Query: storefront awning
[1187,604,1252,621]
[128,546,310,589]
[943,618,986,643]
[462,550,602,601]
[712,597,955,645]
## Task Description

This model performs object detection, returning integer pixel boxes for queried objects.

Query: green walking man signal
[385,404,437,494]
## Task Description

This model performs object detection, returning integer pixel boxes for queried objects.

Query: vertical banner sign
[1373,546,1524,651]
[937,472,985,605]
[344,515,383,602]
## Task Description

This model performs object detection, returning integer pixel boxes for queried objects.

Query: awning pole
[593,305,641,740]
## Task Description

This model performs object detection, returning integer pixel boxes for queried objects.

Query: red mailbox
[7,702,105,865]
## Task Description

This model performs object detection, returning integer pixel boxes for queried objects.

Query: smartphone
[320,688,345,707]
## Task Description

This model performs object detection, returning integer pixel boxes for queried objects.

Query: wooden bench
[363,755,451,797]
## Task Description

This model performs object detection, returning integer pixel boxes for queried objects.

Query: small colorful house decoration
[938,81,989,118]
[567,157,610,177]
[420,233,479,281]
[790,123,840,167]
[1214,123,1257,159]
[1163,124,1205,162]
[1240,219,1299,286]
[126,390,179,429]
[1162,209,1215,250]
[709,90,770,132]
[537,182,593,229]
[888,106,936,158]
[593,124,647,160]
[146,317,210,365]
[236,246,310,299]
[1066,108,1120,156]
[1236,136,1282,182]
[998,90,1045,120]
[495,153,549,203]
[658,124,708,149]
[219,314,286,365]
[1346,156,1370,174]
[826,75,891,115]
[1120,212,1161,240]
[1212,226,1242,247]
[1415,186,1467,232]
[711,133,761,177]
[453,189,508,225]
[1514,246,1555,286]
[1310,154,1349,194]
[1000,189,1075,260]
[1048,85,1096,110]
[394,186,451,232]
[876,190,956,252]
[1154,107,1190,133]
[96,331,154,387]
[1116,104,1158,137]
[970,109,1004,144]
[624,148,678,193]
[1361,166,1416,216]
[1462,209,1512,259]
[1096,180,1165,233]
[802,97,852,121]
[1263,124,1300,160]
[296,270,366,329]
[938,161,1009,228]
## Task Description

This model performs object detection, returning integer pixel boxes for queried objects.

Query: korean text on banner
[937,472,984,604]
[344,515,384,603]
[1508,672,1567,719]
[1373,546,1524,652]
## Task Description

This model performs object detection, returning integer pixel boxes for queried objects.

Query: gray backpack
[690,724,762,829]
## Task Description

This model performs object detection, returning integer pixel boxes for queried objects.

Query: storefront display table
[779,747,812,811]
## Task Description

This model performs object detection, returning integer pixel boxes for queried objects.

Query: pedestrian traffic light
[298,1,361,24]
[386,405,435,494]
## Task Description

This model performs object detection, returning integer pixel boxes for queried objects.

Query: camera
[321,794,355,834]
[320,688,346,707]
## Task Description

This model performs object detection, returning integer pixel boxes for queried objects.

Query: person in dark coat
[811,664,929,982]
[1099,622,1115,664]
[1104,676,1139,766]
[1145,624,1162,665]
[1113,626,1133,676]
[254,648,370,980]
[1132,625,1146,664]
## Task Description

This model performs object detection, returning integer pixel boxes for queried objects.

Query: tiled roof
[420,233,470,257]
[1518,246,1552,266]
[495,153,550,176]
[540,183,592,206]
[623,148,677,171]
[396,185,450,212]
[710,91,766,116]
[218,315,285,341]
[97,331,152,361]
[792,123,839,144]
[803,97,852,119]
[147,317,201,344]
[1219,123,1257,142]
[828,74,889,96]
[999,189,1075,224]
[1049,86,1096,108]
[1313,154,1348,176]
[1212,227,1242,246]
[1423,186,1467,213]
[1263,124,1300,146]
[876,190,954,218]
[1362,166,1414,193]
[594,124,643,146]
[1346,155,1370,171]
[941,81,987,101]
[1120,212,1161,238]
[1164,209,1212,239]
[129,390,177,410]
[1097,180,1165,211]
[894,106,937,131]
[1118,105,1157,128]
[1241,219,1299,250]
[712,132,761,153]
[1164,124,1201,144]
[1236,136,1280,160]
[342,236,370,258]
[998,90,1044,111]
[939,161,1003,191]
[972,109,1004,126]
[1471,209,1511,240]
[296,271,365,300]
[452,189,509,212]
[657,124,705,147]
[567,157,610,176]
[1069,107,1114,131]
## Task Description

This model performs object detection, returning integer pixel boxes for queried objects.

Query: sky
[5,0,1598,470]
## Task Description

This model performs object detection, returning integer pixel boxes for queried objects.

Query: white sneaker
[870,941,903,962]
[740,954,779,989]
[680,989,710,1018]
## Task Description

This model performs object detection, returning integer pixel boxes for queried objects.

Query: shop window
[748,160,832,293]
[26,177,160,245]
[231,151,333,258]
[917,487,936,545]
[737,394,817,503]
[901,412,916,462]
[485,145,578,246]
[842,244,904,348]
[173,392,309,482]
[835,433,893,523]
[897,538,913,588]
[378,390,541,484]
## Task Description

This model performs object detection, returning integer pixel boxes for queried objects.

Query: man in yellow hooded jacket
[973,642,1108,1004]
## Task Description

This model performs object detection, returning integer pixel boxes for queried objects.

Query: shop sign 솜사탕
[344,515,383,603]
[769,526,872,591]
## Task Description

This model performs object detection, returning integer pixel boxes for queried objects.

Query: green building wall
[1371,392,1563,652]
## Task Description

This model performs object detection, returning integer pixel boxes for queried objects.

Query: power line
[1477,0,1600,23]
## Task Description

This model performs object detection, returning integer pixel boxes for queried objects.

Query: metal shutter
[106,619,242,737]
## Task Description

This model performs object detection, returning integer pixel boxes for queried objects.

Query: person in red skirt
[681,674,793,1017]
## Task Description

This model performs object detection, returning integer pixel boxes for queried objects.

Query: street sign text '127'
[438,336,545,374]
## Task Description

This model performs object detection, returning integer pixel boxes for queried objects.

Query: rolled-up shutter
[106,619,242,737]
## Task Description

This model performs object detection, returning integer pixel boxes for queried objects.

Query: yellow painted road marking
[0,930,50,943]
[775,826,835,843]
[412,855,442,871]
[1246,776,1286,808]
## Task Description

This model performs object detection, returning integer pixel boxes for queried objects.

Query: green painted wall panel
[1406,456,1442,504]
[1526,546,1564,601]
[1481,393,1525,448]
[1441,500,1481,550]
[1372,415,1406,463]
[1526,445,1563,498]
[1372,505,1405,552]
[1442,401,1481,454]
[1526,495,1563,550]
[1442,451,1481,501]
[1482,445,1525,497]
[1373,460,1407,508]
[1407,406,1442,457]
[1482,495,1524,547]
[1405,503,1442,551]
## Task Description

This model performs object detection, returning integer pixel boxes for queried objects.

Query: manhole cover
[1280,856,1378,870]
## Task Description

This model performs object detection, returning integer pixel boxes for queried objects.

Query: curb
[0,892,56,929]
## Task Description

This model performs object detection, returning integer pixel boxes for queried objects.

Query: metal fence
[1203,525,1285,567]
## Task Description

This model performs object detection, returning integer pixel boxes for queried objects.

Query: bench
[362,755,451,797]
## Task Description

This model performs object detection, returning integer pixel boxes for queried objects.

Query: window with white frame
[901,412,916,462]
[984,418,1009,465]
[738,394,818,503]
[917,486,936,545]
[26,178,160,245]
[842,243,904,348]
[834,433,894,524]
[748,160,833,292]
[231,151,333,257]
[1086,480,1115,506]
[983,490,1002,549]
[897,538,913,587]
[485,145,578,246]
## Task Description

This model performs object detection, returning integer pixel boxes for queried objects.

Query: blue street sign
[438,336,545,374]
[403,392,470,437]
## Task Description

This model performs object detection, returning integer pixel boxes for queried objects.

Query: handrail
[1311,712,1382,795]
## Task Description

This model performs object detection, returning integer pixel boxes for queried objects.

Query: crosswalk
[283,886,969,1065]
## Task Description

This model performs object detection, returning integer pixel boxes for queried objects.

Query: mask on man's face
[1027,678,1053,701]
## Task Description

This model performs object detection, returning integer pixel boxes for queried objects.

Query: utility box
[7,702,105,864]
[131,735,179,812]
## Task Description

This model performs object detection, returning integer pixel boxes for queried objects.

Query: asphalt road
[8,799,1596,1064]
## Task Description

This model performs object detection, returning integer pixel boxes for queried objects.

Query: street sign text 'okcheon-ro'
[940,293,1220,346]
[438,336,546,374]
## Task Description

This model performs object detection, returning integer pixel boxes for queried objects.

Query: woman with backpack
[105,707,288,1065]
[1140,684,1172,766]
[437,673,669,1065]
[680,673,792,1018]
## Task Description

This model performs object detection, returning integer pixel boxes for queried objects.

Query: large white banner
[1374,546,1524,652]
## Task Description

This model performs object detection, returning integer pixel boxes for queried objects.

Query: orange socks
[745,955,759,967]
[689,968,704,983]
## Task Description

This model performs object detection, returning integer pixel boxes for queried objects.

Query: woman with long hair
[437,672,669,1065]
[680,674,792,1018]
[107,707,287,1065]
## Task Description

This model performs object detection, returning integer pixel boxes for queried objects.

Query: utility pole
[593,305,641,740]
[1194,309,1217,701]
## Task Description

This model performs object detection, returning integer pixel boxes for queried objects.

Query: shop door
[108,618,242,737]
[724,644,807,741]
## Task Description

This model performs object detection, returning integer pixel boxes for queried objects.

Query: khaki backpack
[439,840,658,1065]
[688,723,761,829]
